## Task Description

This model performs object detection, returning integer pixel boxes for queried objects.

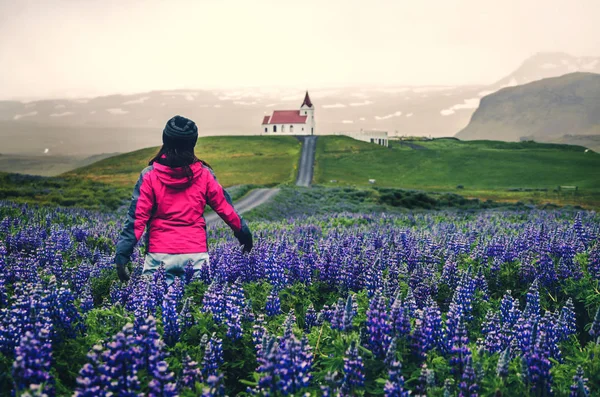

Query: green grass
[314,136,600,208]
[64,136,302,188]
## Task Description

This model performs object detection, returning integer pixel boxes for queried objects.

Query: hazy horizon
[1,0,599,101]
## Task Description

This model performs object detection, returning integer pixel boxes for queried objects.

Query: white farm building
[261,92,315,135]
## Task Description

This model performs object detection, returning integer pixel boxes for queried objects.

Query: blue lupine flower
[340,341,365,396]
[162,284,181,347]
[384,360,409,397]
[365,294,392,358]
[12,327,54,396]
[304,303,317,331]
[569,366,590,397]
[458,356,478,397]
[201,334,223,380]
[74,344,106,397]
[201,281,226,323]
[148,360,177,397]
[179,354,202,391]
[202,373,226,397]
[225,279,244,340]
[265,288,281,317]
[180,297,195,331]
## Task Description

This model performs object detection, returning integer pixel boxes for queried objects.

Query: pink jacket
[115,161,243,265]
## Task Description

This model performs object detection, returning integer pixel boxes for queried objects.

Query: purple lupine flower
[384,360,409,397]
[180,297,195,331]
[265,288,281,317]
[134,316,166,373]
[178,354,202,391]
[74,344,107,397]
[276,335,313,395]
[47,280,85,340]
[99,324,142,397]
[331,297,345,331]
[12,327,54,397]
[152,264,167,307]
[411,311,428,362]
[449,319,471,378]
[148,361,177,397]
[365,294,392,358]
[569,366,590,397]
[481,311,502,354]
[499,291,519,326]
[170,277,184,308]
[404,288,418,318]
[201,334,223,380]
[79,286,94,314]
[254,335,278,394]
[390,295,411,338]
[201,281,226,324]
[225,279,244,340]
[384,337,398,369]
[458,356,478,397]
[162,284,181,347]
[587,244,600,280]
[318,304,334,324]
[523,325,553,397]
[202,373,226,397]
[340,341,365,396]
[423,298,446,353]
[184,259,195,285]
[474,268,489,301]
[252,315,267,355]
[304,303,317,331]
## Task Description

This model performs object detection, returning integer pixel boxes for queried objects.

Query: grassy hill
[314,136,600,208]
[0,136,301,209]
[64,136,302,187]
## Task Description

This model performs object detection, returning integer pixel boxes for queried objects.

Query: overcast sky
[1,0,599,100]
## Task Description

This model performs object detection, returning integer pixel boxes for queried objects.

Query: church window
[290,125,294,132]
[282,125,285,132]
[264,128,267,133]
[273,125,277,132]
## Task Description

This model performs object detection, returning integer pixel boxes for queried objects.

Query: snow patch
[540,63,558,69]
[359,117,366,121]
[214,104,222,108]
[106,108,129,115]
[50,111,74,117]
[44,148,49,154]
[123,96,150,105]
[233,101,257,106]
[54,104,66,109]
[13,111,38,120]
[375,111,402,120]
[322,103,346,109]
[349,100,373,107]
[266,103,278,107]
[342,120,354,124]
[440,98,480,116]
[406,113,413,118]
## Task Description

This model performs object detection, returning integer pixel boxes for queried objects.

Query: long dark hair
[149,146,212,181]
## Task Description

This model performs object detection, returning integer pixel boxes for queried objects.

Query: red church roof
[265,110,307,124]
[301,91,313,108]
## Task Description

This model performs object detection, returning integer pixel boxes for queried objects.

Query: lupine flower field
[1,201,600,396]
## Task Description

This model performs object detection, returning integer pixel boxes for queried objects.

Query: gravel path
[206,135,317,226]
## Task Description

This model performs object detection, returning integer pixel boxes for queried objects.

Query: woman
[114,115,253,284]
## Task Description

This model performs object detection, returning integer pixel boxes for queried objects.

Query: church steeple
[301,91,313,108]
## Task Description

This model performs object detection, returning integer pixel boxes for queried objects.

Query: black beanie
[162,115,198,150]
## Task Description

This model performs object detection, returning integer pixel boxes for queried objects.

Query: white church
[261,91,315,135]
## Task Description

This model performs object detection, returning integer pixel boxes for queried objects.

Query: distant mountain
[494,52,600,88]
[456,73,600,150]
[1,52,599,160]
